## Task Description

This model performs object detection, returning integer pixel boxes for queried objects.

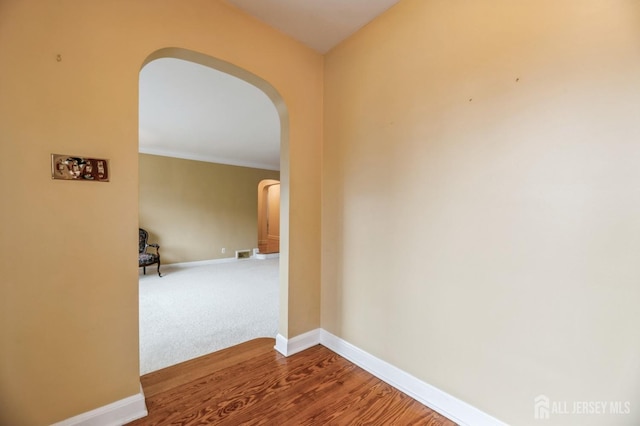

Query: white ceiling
[139,0,401,171]
[139,58,281,170]
[226,0,401,53]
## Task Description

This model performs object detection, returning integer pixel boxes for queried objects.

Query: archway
[139,47,290,371]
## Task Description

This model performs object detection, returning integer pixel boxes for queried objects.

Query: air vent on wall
[235,249,251,259]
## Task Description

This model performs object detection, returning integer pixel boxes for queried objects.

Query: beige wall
[139,154,279,264]
[322,1,640,425]
[0,0,321,424]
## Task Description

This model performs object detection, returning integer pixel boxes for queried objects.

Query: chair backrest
[139,228,148,254]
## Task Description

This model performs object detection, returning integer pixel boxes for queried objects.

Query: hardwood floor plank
[281,370,381,425]
[141,338,275,398]
[136,346,333,425]
[166,347,347,424]
[139,352,287,424]
[127,339,457,426]
[230,351,363,424]
[342,382,418,424]
[304,378,406,425]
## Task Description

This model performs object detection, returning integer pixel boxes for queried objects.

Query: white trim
[255,253,280,260]
[319,330,507,426]
[51,333,504,426]
[51,384,147,426]
[274,333,288,355]
[164,257,239,269]
[139,147,279,171]
[274,329,321,357]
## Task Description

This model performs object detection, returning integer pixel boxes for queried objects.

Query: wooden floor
[127,338,456,425]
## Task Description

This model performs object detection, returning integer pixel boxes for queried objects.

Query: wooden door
[265,184,280,253]
[258,180,280,254]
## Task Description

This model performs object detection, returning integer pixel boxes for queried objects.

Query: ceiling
[139,58,281,170]
[139,0,401,171]
[226,0,401,53]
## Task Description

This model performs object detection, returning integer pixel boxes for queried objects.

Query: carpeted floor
[139,258,279,374]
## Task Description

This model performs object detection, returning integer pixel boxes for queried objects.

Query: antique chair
[139,228,162,277]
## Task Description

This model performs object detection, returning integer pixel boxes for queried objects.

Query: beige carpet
[139,258,279,374]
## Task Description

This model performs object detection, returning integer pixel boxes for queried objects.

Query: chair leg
[143,266,146,275]
[157,259,162,277]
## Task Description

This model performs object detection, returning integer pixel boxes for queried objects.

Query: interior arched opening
[138,47,290,373]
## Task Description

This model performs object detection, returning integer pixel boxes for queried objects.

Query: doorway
[258,179,280,254]
[138,48,289,374]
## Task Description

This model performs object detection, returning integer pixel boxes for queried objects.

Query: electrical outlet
[221,248,226,254]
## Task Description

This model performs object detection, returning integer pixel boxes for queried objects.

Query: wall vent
[235,249,251,259]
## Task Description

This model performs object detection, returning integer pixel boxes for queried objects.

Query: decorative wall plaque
[51,154,110,182]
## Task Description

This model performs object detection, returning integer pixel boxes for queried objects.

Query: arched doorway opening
[138,47,290,373]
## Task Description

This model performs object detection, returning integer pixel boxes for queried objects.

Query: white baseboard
[51,384,147,426]
[255,253,280,260]
[318,330,507,426]
[277,329,505,425]
[57,331,503,426]
[165,257,240,268]
[274,333,288,355]
[274,329,321,356]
